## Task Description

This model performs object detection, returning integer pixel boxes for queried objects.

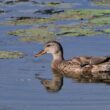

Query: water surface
[0,0,110,110]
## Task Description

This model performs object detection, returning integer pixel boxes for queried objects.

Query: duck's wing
[90,56,110,65]
[79,56,110,67]
[71,56,110,67]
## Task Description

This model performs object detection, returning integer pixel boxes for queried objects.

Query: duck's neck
[51,52,64,69]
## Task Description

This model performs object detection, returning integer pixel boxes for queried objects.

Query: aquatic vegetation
[47,2,60,6]
[1,17,52,25]
[53,9,110,20]
[0,10,5,14]
[8,23,102,43]
[34,9,64,15]
[57,26,102,36]
[8,27,55,42]
[0,51,25,59]
[47,2,73,9]
[4,0,29,5]
[5,8,110,42]
[102,29,110,33]
[90,16,110,25]
[1,9,110,26]
[92,0,110,5]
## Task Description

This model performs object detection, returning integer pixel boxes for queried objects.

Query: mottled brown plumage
[35,41,110,82]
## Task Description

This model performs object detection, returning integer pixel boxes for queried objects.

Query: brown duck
[35,41,110,82]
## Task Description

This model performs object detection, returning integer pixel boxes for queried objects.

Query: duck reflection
[36,69,63,93]
[36,69,110,93]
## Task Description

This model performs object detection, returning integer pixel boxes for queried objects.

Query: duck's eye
[46,44,51,47]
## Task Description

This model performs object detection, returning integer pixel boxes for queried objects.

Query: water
[0,0,110,110]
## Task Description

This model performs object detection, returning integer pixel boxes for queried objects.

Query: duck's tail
[105,56,110,61]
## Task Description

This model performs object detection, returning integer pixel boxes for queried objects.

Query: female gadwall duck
[35,41,110,82]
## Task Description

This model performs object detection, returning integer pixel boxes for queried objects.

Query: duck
[35,41,110,82]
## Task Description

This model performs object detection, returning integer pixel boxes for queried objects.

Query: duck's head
[35,41,64,60]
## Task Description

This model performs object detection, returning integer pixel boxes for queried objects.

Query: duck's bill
[34,50,46,57]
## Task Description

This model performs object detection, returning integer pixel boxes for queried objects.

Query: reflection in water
[75,71,110,83]
[36,69,110,92]
[36,69,63,93]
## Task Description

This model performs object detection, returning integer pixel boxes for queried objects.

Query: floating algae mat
[8,24,102,42]
[89,16,110,26]
[8,27,55,42]
[53,9,110,20]
[2,9,110,25]
[7,9,110,42]
[102,29,110,34]
[0,51,25,59]
[92,0,110,5]
[1,17,52,25]
[57,26,102,36]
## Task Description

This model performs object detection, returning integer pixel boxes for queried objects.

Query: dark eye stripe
[46,44,51,47]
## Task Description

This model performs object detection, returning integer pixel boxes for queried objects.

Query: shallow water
[0,0,110,110]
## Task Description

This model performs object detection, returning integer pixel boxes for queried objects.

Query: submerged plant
[0,51,25,59]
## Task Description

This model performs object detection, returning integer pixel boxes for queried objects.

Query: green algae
[0,51,25,59]
[47,2,73,9]
[57,26,101,37]
[4,0,29,5]
[1,9,110,26]
[53,9,110,20]
[90,16,110,25]
[8,27,55,42]
[1,17,52,25]
[102,29,110,33]
[47,2,60,6]
[92,0,110,5]
[8,23,103,43]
